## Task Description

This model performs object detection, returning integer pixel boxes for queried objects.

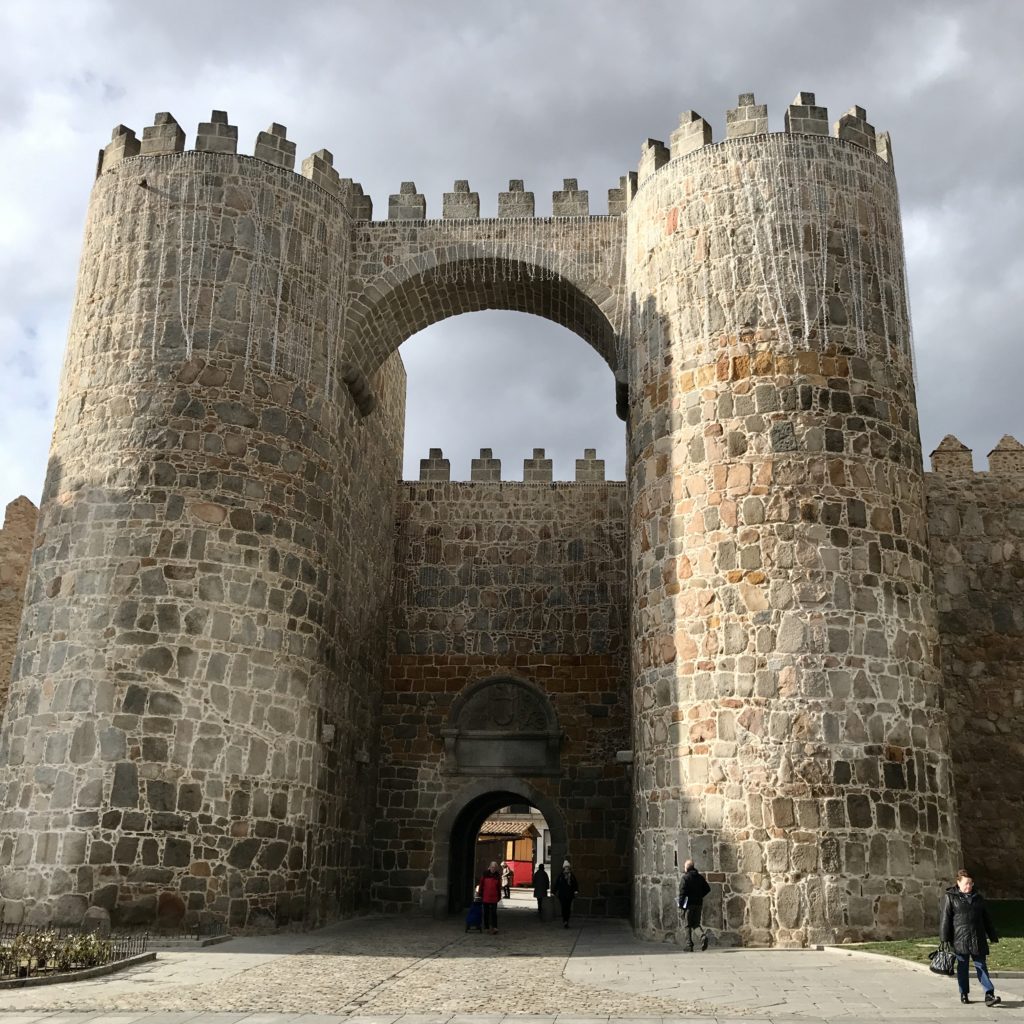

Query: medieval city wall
[926,436,1024,898]
[3,95,1019,946]
[0,498,38,719]
[377,449,631,916]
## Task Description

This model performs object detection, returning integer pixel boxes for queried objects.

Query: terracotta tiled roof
[476,819,539,837]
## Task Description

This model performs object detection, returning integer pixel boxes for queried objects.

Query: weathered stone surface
[380,478,630,917]
[625,123,960,946]
[926,465,1024,895]
[0,97,1012,949]
[0,496,36,716]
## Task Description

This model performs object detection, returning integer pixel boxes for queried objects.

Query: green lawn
[854,901,1024,970]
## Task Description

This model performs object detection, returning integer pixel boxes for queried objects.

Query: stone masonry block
[419,448,450,482]
[638,139,669,183]
[785,92,829,136]
[834,106,876,151]
[552,179,588,217]
[929,435,974,476]
[195,110,238,154]
[140,112,185,156]
[470,448,501,482]
[254,123,296,170]
[442,180,480,219]
[876,130,894,166]
[575,449,605,482]
[669,112,712,158]
[608,172,637,215]
[523,448,553,483]
[725,93,768,138]
[389,181,426,220]
[101,125,141,173]
[988,434,1024,474]
[340,179,373,219]
[498,180,535,218]
[301,149,340,196]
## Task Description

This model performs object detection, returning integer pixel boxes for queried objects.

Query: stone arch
[344,246,623,376]
[442,674,561,776]
[426,777,568,916]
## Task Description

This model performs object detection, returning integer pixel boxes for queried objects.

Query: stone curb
[148,934,233,950]
[821,944,939,972]
[821,944,1024,979]
[0,950,156,989]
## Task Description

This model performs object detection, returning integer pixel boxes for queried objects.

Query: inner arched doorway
[431,778,568,915]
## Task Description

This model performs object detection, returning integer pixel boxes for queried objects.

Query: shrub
[1,930,113,976]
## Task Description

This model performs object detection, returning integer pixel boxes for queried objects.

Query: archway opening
[400,310,626,482]
[475,802,550,898]
[445,786,567,914]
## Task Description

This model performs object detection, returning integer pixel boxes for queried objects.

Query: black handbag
[929,943,957,976]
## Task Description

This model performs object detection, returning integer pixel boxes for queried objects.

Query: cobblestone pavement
[2,900,1023,1022]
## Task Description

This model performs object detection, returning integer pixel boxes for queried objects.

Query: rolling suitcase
[465,898,483,932]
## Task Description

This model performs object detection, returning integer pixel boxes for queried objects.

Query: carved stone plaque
[443,676,560,776]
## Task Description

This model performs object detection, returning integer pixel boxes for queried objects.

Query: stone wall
[0,497,37,720]
[376,457,631,916]
[3,97,1005,945]
[0,124,407,930]
[927,435,1024,897]
[624,99,958,946]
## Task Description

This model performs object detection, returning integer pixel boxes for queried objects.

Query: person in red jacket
[477,861,503,934]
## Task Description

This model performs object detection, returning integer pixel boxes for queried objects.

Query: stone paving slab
[0,911,1023,1022]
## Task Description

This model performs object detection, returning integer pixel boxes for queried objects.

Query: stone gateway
[0,92,1021,946]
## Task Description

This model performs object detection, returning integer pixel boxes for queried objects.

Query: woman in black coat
[552,860,579,928]
[939,869,1001,1005]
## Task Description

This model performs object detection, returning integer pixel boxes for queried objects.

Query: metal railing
[0,923,149,981]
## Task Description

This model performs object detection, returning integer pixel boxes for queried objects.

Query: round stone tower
[0,113,405,928]
[625,94,960,945]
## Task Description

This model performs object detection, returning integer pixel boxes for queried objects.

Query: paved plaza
[1,896,1021,1024]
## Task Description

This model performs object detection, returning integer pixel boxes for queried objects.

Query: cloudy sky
[1,0,1021,503]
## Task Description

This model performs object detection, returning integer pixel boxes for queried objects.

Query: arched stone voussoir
[425,775,569,912]
[344,241,625,376]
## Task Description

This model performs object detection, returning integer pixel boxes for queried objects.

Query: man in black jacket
[678,859,712,951]
[532,862,550,918]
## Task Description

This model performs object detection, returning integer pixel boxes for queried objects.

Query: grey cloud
[0,0,1022,501]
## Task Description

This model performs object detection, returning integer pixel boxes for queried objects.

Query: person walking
[478,860,503,935]
[532,861,550,918]
[940,868,1001,1005]
[678,858,712,951]
[501,860,514,900]
[553,859,579,928]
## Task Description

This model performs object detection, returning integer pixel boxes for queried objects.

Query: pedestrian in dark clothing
[940,869,1001,1005]
[678,859,712,951]
[478,860,503,935]
[532,862,550,918]
[553,860,579,927]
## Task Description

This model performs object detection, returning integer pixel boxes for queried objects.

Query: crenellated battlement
[929,434,1024,477]
[98,111,377,220]
[637,91,892,184]
[96,110,630,218]
[97,94,892,227]
[414,447,616,484]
